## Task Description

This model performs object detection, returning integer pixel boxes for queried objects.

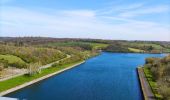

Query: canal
[5,52,163,100]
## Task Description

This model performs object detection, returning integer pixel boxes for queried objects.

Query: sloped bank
[0,61,85,96]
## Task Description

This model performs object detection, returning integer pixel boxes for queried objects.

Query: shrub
[145,58,156,64]
[159,85,170,100]
[0,65,3,71]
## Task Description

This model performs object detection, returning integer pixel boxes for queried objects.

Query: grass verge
[0,54,26,65]
[0,61,83,92]
[143,67,163,100]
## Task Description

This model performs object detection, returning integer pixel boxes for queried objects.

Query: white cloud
[119,5,170,18]
[98,3,145,15]
[0,6,170,41]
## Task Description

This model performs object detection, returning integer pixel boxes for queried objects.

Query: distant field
[90,43,109,49]
[128,42,163,49]
[128,48,144,53]
[0,54,26,65]
[123,42,170,52]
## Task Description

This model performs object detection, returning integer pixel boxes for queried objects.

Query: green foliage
[105,43,130,53]
[143,67,163,100]
[52,55,83,67]
[0,45,66,65]
[0,54,27,68]
[144,55,170,100]
[42,41,108,50]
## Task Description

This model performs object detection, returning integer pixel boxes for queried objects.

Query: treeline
[145,55,170,100]
[104,41,170,53]
[1,37,170,53]
[104,43,130,53]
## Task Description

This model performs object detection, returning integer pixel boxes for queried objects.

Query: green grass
[128,47,144,53]
[0,61,83,92]
[129,42,163,49]
[90,43,108,49]
[0,54,26,65]
[143,67,163,100]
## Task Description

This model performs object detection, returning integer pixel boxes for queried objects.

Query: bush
[52,55,82,67]
[0,45,66,65]
[0,65,3,71]
[145,58,156,64]
[159,85,170,100]
[144,55,170,100]
[9,62,27,68]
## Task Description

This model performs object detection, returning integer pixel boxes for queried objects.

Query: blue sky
[0,0,170,41]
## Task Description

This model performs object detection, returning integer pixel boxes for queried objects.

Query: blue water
[5,52,164,100]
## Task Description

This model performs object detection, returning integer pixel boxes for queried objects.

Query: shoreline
[0,61,85,96]
[137,67,156,100]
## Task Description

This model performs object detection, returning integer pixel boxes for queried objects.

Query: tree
[27,62,41,75]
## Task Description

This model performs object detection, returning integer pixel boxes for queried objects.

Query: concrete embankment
[137,67,156,100]
[0,61,85,96]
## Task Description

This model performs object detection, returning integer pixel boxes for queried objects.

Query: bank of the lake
[137,67,156,100]
[0,61,85,96]
[4,52,164,100]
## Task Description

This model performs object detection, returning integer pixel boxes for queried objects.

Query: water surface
[6,52,163,100]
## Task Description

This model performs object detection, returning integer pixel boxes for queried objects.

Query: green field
[128,42,163,49]
[0,54,26,65]
[0,61,83,92]
[128,47,144,53]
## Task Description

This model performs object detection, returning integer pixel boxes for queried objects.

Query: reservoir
[5,52,163,100]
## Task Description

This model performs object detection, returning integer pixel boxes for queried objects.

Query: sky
[0,0,170,41]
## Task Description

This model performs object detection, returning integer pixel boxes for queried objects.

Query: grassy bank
[143,67,163,99]
[0,61,83,92]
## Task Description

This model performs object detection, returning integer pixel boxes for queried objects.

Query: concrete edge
[137,67,148,100]
[137,67,156,100]
[0,61,85,96]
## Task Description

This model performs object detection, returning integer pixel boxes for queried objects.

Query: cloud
[0,6,170,41]
[119,5,170,18]
[98,3,145,15]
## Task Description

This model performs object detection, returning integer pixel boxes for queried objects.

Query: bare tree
[27,62,41,75]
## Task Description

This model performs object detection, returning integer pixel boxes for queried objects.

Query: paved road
[138,68,156,100]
